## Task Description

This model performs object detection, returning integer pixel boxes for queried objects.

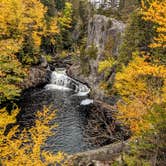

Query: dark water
[18,87,94,154]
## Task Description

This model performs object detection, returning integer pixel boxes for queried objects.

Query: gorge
[1,0,165,165]
[18,0,127,160]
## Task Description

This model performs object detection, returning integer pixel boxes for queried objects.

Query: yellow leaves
[21,0,46,49]
[48,17,59,34]
[0,107,19,135]
[45,17,59,45]
[0,0,60,50]
[115,56,148,100]
[0,0,49,49]
[99,82,109,90]
[42,151,65,165]
[0,0,46,38]
[0,39,22,55]
[0,44,27,102]
[141,0,166,48]
[59,17,72,29]
[58,2,73,31]
[21,0,46,29]
[0,107,65,165]
[0,0,23,36]
[115,54,166,134]
[117,99,150,134]
[98,58,114,73]
[32,31,42,47]
[0,0,56,102]
[116,56,166,88]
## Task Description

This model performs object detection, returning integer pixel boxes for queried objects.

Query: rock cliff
[69,14,125,100]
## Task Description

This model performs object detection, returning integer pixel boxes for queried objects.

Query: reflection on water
[18,88,94,154]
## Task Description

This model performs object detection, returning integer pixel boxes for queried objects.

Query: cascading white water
[20,69,94,154]
[45,69,90,96]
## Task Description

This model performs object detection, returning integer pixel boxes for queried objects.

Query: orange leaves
[141,0,166,48]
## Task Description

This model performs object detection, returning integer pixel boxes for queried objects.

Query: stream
[18,69,95,154]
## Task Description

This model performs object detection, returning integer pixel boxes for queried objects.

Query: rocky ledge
[20,67,51,89]
[67,140,129,166]
[67,14,125,101]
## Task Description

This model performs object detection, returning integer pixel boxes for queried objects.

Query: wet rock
[20,67,51,89]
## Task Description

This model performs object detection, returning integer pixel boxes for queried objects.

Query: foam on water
[45,84,72,91]
[45,69,90,96]
[80,99,94,105]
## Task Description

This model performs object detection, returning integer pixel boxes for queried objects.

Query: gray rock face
[87,15,125,88]
[87,14,125,55]
[69,14,125,100]
[68,140,129,166]
[87,15,110,53]
[20,67,50,89]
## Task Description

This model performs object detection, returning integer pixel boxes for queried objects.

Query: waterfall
[45,69,90,96]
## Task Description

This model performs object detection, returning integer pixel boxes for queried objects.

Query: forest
[0,0,166,165]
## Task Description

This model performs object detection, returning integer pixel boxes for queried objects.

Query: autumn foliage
[95,1,166,165]
[115,54,166,134]
[0,0,59,103]
[109,0,166,164]
[0,107,65,165]
[141,0,166,48]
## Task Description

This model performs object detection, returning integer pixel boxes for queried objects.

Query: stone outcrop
[87,14,125,55]
[20,67,50,89]
[69,14,125,100]
[67,140,129,166]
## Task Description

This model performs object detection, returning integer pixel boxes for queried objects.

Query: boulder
[20,67,51,89]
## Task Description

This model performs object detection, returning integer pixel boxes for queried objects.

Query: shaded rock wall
[20,67,50,89]
[69,14,125,100]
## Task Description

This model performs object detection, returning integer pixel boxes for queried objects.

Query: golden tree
[0,0,59,102]
[114,53,166,134]
[58,2,73,31]
[0,107,65,166]
[141,0,166,48]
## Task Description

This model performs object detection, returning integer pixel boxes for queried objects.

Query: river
[18,69,95,154]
